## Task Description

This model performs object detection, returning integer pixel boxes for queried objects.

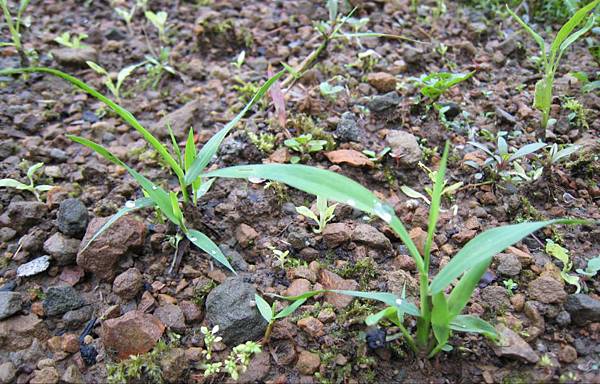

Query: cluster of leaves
[545,239,580,292]
[413,71,475,101]
[284,134,328,163]
[401,161,462,205]
[53,31,88,49]
[295,195,337,233]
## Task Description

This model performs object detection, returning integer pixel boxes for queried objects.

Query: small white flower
[212,325,220,334]
[201,326,208,334]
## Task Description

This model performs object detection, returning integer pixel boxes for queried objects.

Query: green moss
[335,257,378,290]
[192,279,216,307]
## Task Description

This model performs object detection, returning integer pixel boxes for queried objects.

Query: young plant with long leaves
[0,0,31,66]
[507,0,599,136]
[203,143,584,357]
[0,66,284,275]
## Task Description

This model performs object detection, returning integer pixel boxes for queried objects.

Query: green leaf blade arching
[449,315,498,340]
[254,294,274,322]
[430,219,585,294]
[275,298,307,320]
[0,179,30,190]
[80,197,155,253]
[550,0,599,61]
[186,229,236,274]
[184,70,285,185]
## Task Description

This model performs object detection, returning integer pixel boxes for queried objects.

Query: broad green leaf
[431,292,451,348]
[430,219,584,294]
[275,298,307,319]
[184,70,285,185]
[327,0,338,22]
[550,0,599,63]
[366,306,397,326]
[186,229,236,274]
[0,178,30,190]
[295,206,319,223]
[552,145,580,163]
[203,163,423,269]
[509,142,547,161]
[0,67,185,182]
[254,294,274,322]
[80,197,155,253]
[449,315,497,339]
[67,135,178,225]
[26,162,43,180]
[195,178,215,200]
[447,259,491,316]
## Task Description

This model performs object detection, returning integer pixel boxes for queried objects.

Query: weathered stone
[335,112,360,142]
[62,305,94,329]
[57,199,89,237]
[112,268,143,300]
[0,362,16,384]
[61,365,84,384]
[493,324,539,363]
[101,311,165,360]
[558,344,577,363]
[352,224,391,250]
[180,300,202,323]
[1,201,47,233]
[0,313,48,351]
[154,304,186,331]
[318,269,359,309]
[152,99,202,138]
[43,286,86,316]
[322,222,352,248]
[51,47,97,67]
[284,279,311,297]
[528,276,566,304]
[204,277,266,345]
[367,72,397,92]
[481,285,510,311]
[367,91,400,112]
[43,232,81,265]
[30,367,59,384]
[564,294,600,325]
[386,130,422,167]
[0,292,22,320]
[296,350,320,375]
[495,253,522,276]
[238,351,270,383]
[16,255,51,277]
[159,348,186,383]
[235,223,258,248]
[77,216,145,280]
[297,317,324,338]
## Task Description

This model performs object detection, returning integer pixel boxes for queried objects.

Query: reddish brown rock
[528,276,567,304]
[296,350,321,375]
[235,223,259,247]
[154,304,186,331]
[325,150,374,167]
[77,216,145,280]
[59,266,85,286]
[0,313,48,351]
[112,268,143,300]
[284,279,311,297]
[180,300,202,323]
[297,316,324,338]
[101,311,165,359]
[322,223,352,248]
[367,72,397,92]
[318,269,359,309]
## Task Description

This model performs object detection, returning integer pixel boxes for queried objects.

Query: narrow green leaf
[275,298,307,319]
[506,6,547,62]
[254,294,274,322]
[184,127,196,171]
[169,191,184,227]
[449,315,498,340]
[447,259,491,316]
[424,142,449,261]
[80,197,155,253]
[430,219,584,294]
[184,70,285,185]
[34,185,53,192]
[509,142,547,162]
[431,292,451,347]
[167,124,182,167]
[550,0,599,62]
[366,306,397,326]
[186,229,236,274]
[195,178,215,200]
[0,179,30,190]
[26,162,43,180]
[330,289,420,317]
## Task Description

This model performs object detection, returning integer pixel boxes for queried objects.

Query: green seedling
[503,279,518,296]
[467,134,547,181]
[547,143,580,165]
[0,0,31,66]
[362,147,390,163]
[232,50,245,69]
[205,143,584,358]
[255,294,307,342]
[1,66,284,276]
[414,71,475,101]
[576,256,600,277]
[0,162,52,201]
[86,61,144,101]
[563,97,589,129]
[246,130,275,154]
[295,195,337,233]
[114,6,136,34]
[319,79,344,100]
[545,239,581,293]
[284,134,327,163]
[53,31,88,48]
[143,47,177,90]
[145,10,167,44]
[401,161,462,205]
[507,0,599,135]
[569,71,600,93]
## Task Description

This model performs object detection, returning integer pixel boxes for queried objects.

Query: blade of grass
[186,229,236,274]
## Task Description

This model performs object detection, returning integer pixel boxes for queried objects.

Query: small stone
[152,99,202,138]
[101,311,165,360]
[30,367,59,384]
[235,223,258,248]
[367,72,397,92]
[238,351,270,383]
[43,286,86,316]
[154,304,186,331]
[17,255,51,277]
[57,199,89,237]
[556,310,571,326]
[37,358,55,369]
[558,344,578,363]
[322,222,352,248]
[317,307,336,323]
[564,294,600,325]
[112,268,143,300]
[0,313,48,351]
[62,305,94,329]
[510,293,526,312]
[159,348,186,383]
[61,365,84,384]
[352,224,391,250]
[180,300,202,323]
[62,334,80,353]
[335,112,360,142]
[493,324,539,363]
[496,253,522,276]
[528,276,567,304]
[59,266,85,286]
[481,285,510,311]
[284,279,311,297]
[290,266,317,283]
[0,291,22,320]
[1,201,47,233]
[325,150,374,167]
[0,362,16,384]
[296,350,320,375]
[386,130,422,167]
[318,269,359,309]
[452,229,477,244]
[51,47,97,67]
[43,232,81,266]
[367,91,400,112]
[297,316,324,338]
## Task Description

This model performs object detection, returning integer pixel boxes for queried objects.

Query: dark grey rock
[0,227,16,242]
[0,292,22,320]
[220,245,248,272]
[62,305,94,329]
[367,91,400,112]
[496,253,522,276]
[205,276,267,345]
[57,199,88,237]
[565,294,600,325]
[43,286,86,316]
[555,310,571,326]
[335,112,361,142]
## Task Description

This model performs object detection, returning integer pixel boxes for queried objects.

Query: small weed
[545,239,580,292]
[502,279,518,296]
[0,162,53,201]
[413,71,475,101]
[284,134,328,163]
[53,31,88,48]
[562,97,589,130]
[192,279,216,307]
[246,130,276,154]
[295,195,337,233]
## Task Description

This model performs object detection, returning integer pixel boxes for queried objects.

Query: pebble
[0,291,22,320]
